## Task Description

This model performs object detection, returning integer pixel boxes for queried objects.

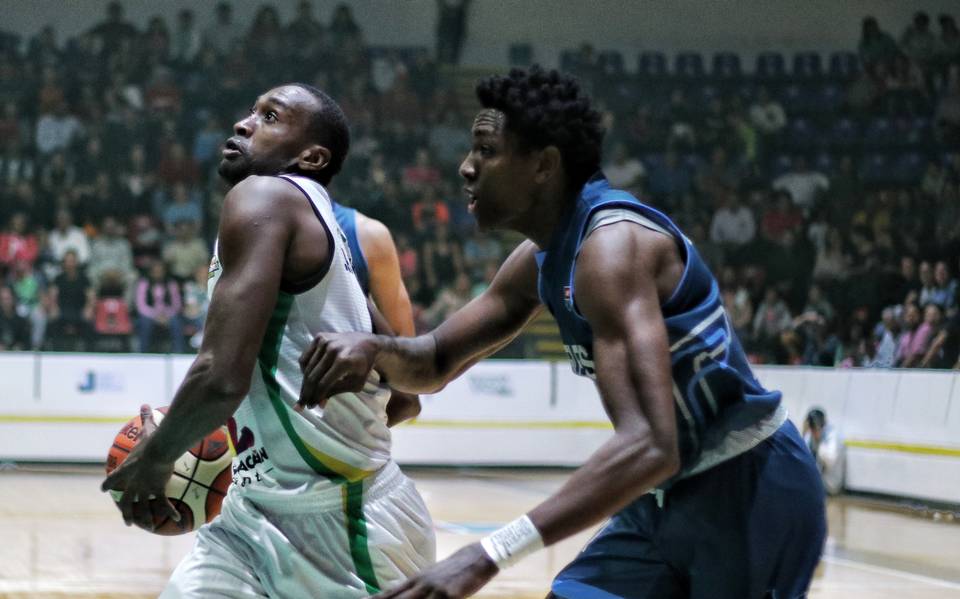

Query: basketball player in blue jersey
[298,66,826,599]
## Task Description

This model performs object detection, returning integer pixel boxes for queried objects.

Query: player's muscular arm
[299,241,542,403]
[357,215,415,337]
[526,222,681,545]
[142,176,312,464]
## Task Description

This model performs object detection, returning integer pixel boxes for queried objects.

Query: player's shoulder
[223,176,306,217]
[354,212,395,252]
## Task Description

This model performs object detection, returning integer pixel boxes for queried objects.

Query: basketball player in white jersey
[101,83,435,597]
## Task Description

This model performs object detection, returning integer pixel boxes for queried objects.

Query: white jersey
[208,174,392,502]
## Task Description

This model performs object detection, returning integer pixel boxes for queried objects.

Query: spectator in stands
[709,192,755,250]
[135,260,184,353]
[329,3,363,49]
[869,306,900,368]
[921,301,960,367]
[422,272,472,328]
[0,140,36,196]
[38,151,75,201]
[897,303,932,367]
[0,284,30,351]
[719,267,753,343]
[181,264,209,350]
[921,260,958,310]
[88,216,135,299]
[917,260,937,306]
[410,184,450,232]
[697,147,741,198]
[812,228,851,284]
[48,209,90,268]
[159,183,203,234]
[162,221,209,283]
[645,150,693,205]
[171,9,201,67]
[0,212,39,271]
[760,191,802,244]
[462,229,502,281]
[936,65,960,144]
[157,141,200,187]
[803,408,845,495]
[35,100,82,156]
[203,2,241,57]
[749,86,787,152]
[428,110,471,168]
[772,156,829,214]
[753,287,793,359]
[117,143,154,212]
[403,149,442,192]
[602,142,646,190]
[8,258,46,349]
[46,249,94,350]
[86,1,138,58]
[858,16,902,71]
[901,12,937,69]
[936,15,960,72]
[421,222,464,296]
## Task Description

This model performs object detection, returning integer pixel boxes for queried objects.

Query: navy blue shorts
[551,420,826,599]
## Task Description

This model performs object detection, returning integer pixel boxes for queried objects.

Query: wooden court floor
[1,465,959,598]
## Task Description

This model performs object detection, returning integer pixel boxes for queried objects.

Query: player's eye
[265,111,279,122]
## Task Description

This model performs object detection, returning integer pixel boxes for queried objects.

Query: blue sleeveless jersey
[536,174,781,477]
[332,201,370,295]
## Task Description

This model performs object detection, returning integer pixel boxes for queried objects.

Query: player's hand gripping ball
[105,406,233,535]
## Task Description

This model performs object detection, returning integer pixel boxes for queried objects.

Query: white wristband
[480,515,544,570]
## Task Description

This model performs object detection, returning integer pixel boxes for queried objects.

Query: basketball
[105,407,233,535]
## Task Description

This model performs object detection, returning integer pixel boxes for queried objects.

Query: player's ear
[297,145,331,175]
[535,145,562,184]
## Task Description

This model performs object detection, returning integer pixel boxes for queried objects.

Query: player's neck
[513,187,576,249]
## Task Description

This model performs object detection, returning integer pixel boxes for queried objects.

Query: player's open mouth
[464,188,477,213]
[222,139,244,158]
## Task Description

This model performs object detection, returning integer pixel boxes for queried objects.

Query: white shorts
[161,461,435,598]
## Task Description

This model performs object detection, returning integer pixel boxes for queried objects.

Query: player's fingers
[132,494,154,531]
[311,360,352,402]
[299,350,338,408]
[303,348,338,398]
[101,462,133,492]
[117,493,135,526]
[139,404,156,437]
[300,334,328,373]
[328,374,367,397]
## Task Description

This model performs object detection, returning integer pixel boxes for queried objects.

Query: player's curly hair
[476,65,605,191]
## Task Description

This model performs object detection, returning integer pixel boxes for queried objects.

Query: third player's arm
[358,216,416,337]
[299,241,542,403]
[525,222,680,545]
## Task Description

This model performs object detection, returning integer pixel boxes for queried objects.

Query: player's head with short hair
[219,83,349,187]
[475,65,604,192]
[460,66,604,231]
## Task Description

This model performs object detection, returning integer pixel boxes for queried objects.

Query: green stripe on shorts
[344,481,380,594]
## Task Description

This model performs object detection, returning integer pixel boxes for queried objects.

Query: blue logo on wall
[77,371,125,393]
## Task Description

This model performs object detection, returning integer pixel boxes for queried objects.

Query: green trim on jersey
[257,292,345,483]
[344,481,381,594]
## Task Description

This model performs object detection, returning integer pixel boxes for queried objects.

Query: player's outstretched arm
[357,214,416,337]
[298,240,542,406]
[371,223,682,599]
[102,177,311,528]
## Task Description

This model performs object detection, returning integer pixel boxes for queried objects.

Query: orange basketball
[105,407,234,535]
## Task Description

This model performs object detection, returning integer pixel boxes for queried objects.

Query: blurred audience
[0,7,956,364]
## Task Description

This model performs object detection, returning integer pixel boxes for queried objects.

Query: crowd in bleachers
[0,3,958,368]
